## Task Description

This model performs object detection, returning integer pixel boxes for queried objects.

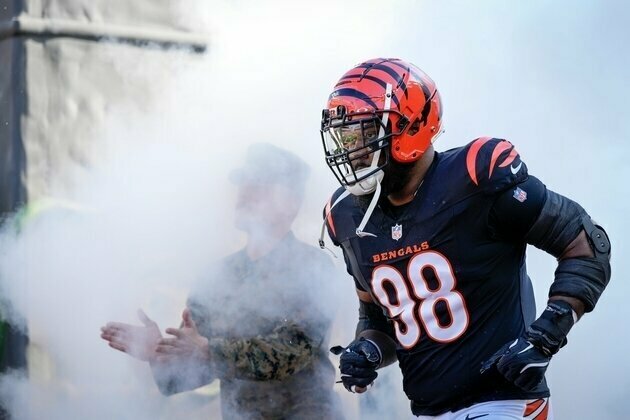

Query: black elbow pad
[551,257,610,312]
[550,217,611,312]
[525,190,586,258]
[526,190,611,312]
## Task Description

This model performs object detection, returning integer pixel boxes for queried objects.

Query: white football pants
[413,398,551,420]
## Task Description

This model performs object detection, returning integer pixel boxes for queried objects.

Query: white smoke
[0,1,627,419]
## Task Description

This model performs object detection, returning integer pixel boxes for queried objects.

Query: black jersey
[325,137,550,415]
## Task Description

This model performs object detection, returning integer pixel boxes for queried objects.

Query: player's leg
[450,398,552,420]
[521,398,552,420]
[412,411,451,420]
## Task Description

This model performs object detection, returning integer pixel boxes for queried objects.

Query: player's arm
[525,188,611,316]
[545,230,593,317]
[482,175,611,389]
[354,289,398,367]
[330,288,397,393]
[489,175,610,316]
[322,195,397,392]
[472,139,611,317]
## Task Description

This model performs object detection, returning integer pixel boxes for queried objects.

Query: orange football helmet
[321,58,443,194]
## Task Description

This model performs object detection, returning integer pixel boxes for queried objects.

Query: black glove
[480,336,551,390]
[330,337,381,393]
[481,300,576,391]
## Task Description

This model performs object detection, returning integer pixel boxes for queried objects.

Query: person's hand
[481,336,551,390]
[481,300,576,391]
[155,309,210,363]
[100,309,162,362]
[330,337,381,393]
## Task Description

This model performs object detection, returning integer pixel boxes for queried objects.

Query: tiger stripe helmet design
[321,58,443,195]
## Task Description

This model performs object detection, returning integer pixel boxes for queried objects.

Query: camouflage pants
[221,392,344,420]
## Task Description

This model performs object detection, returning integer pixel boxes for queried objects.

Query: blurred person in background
[101,143,343,419]
[320,58,611,419]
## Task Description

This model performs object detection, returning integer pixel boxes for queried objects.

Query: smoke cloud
[0,1,627,419]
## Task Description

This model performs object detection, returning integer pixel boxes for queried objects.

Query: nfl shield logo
[392,224,403,241]
[513,187,528,203]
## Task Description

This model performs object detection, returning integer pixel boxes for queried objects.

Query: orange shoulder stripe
[499,148,519,168]
[466,136,492,185]
[325,197,337,238]
[488,140,513,178]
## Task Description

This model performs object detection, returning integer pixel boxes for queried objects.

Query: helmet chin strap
[355,180,381,237]
[353,83,392,238]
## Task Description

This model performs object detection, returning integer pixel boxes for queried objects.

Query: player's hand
[482,300,576,391]
[155,308,210,363]
[480,336,551,391]
[100,309,162,361]
[330,337,381,393]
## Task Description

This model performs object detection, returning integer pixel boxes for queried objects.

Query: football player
[320,58,611,419]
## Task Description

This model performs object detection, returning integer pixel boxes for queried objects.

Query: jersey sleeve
[322,193,341,246]
[323,188,372,291]
[340,249,369,292]
[464,137,529,194]
[487,175,547,242]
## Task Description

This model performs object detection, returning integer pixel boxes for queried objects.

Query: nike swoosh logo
[510,162,523,174]
[465,414,489,420]
[520,361,549,374]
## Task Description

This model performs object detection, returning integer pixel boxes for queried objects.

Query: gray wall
[0,3,207,416]
[0,0,27,215]
[2,0,206,204]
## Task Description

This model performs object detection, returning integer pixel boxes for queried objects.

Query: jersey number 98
[371,250,469,348]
